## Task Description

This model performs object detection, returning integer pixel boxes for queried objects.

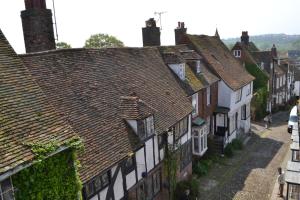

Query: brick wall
[198,82,218,119]
[21,9,56,53]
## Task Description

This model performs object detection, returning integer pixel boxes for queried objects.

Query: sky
[0,0,300,53]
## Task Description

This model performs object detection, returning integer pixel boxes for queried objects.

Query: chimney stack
[271,44,277,58]
[21,0,56,53]
[241,31,249,45]
[142,18,161,47]
[175,22,187,45]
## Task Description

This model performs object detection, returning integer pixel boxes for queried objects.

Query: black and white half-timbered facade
[21,47,193,200]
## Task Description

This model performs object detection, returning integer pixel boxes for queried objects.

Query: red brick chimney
[175,22,187,45]
[21,0,56,53]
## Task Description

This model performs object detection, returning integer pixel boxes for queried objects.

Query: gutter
[0,146,69,182]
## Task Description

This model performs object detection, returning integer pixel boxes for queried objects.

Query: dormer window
[196,60,201,73]
[178,64,185,80]
[233,50,241,58]
[138,115,155,140]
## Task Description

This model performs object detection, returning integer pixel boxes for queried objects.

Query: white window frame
[179,64,185,80]
[246,84,251,96]
[192,93,199,117]
[233,50,241,58]
[207,87,211,106]
[235,89,242,103]
[196,60,201,73]
[192,126,208,156]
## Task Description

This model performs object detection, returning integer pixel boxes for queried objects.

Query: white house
[174,30,255,153]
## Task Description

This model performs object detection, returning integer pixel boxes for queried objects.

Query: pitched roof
[20,47,193,183]
[159,45,219,96]
[120,96,156,120]
[0,30,77,176]
[251,51,285,75]
[186,35,254,91]
[232,42,258,65]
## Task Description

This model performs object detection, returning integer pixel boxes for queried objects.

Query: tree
[56,42,72,49]
[84,33,124,48]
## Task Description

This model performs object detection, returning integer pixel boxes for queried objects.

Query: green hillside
[223,34,300,53]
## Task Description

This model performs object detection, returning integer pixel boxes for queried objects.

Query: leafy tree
[56,42,72,49]
[84,33,124,48]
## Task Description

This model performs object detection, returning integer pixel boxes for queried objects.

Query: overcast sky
[0,0,299,53]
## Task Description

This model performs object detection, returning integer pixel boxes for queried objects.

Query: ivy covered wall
[12,149,82,200]
[245,63,269,120]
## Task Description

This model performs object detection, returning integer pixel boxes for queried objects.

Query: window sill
[193,147,208,156]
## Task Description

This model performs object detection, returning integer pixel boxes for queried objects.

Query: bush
[175,178,200,200]
[224,143,234,157]
[193,161,209,177]
[231,139,243,150]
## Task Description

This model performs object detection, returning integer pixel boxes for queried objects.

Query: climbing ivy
[245,63,269,120]
[12,137,83,200]
[244,63,268,92]
[164,137,179,200]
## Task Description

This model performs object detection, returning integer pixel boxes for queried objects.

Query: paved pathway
[197,111,291,200]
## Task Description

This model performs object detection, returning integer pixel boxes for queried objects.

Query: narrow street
[197,111,291,200]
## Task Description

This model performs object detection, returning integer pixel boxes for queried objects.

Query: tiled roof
[0,30,77,176]
[187,35,254,91]
[159,45,219,96]
[248,42,260,51]
[233,42,258,65]
[120,96,156,120]
[21,47,193,183]
[251,51,285,75]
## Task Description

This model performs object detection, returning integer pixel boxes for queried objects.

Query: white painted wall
[127,120,137,134]
[99,188,108,200]
[135,148,146,181]
[168,63,185,80]
[218,81,232,108]
[294,81,300,96]
[145,139,154,172]
[229,82,253,114]
[126,171,136,190]
[113,170,124,200]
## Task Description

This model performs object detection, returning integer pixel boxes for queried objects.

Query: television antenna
[154,11,167,30]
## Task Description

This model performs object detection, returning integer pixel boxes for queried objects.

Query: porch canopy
[192,117,205,127]
[214,106,230,114]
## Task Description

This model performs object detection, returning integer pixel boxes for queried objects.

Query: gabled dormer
[120,95,156,141]
[161,52,186,80]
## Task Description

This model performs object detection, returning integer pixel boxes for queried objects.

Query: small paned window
[235,89,242,103]
[84,171,110,198]
[196,60,201,73]
[124,156,135,174]
[0,178,14,200]
[207,87,211,105]
[233,50,241,58]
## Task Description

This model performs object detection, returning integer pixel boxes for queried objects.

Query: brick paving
[197,111,291,200]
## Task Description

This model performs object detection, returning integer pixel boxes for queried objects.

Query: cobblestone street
[197,111,291,200]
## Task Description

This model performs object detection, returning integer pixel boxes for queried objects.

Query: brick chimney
[271,44,277,58]
[175,22,187,45]
[241,31,249,45]
[142,18,161,47]
[21,0,56,53]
